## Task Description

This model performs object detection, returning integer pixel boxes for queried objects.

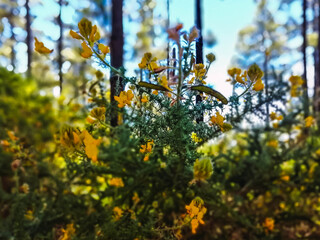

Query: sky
[1,0,312,98]
[171,0,256,96]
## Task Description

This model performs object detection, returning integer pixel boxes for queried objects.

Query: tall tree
[302,0,310,117]
[314,0,320,115]
[57,0,63,93]
[25,0,32,77]
[110,0,124,126]
[195,0,204,123]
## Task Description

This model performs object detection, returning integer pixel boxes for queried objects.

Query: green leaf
[191,85,228,104]
[138,82,169,91]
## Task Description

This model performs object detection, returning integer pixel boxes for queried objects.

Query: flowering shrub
[1,16,319,240]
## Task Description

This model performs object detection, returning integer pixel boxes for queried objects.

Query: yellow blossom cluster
[227,64,264,92]
[114,90,134,108]
[266,140,278,149]
[305,116,314,128]
[140,140,154,161]
[60,128,101,162]
[289,75,304,97]
[184,197,207,234]
[59,223,76,240]
[191,132,202,143]
[34,37,53,54]
[113,207,123,221]
[108,177,124,187]
[209,112,232,132]
[86,107,106,124]
[70,18,110,59]
[138,52,160,72]
[270,112,283,128]
[263,217,275,232]
[190,63,207,84]
[192,158,213,183]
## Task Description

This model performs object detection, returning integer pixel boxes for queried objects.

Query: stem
[237,81,254,99]
[92,48,122,76]
[177,44,183,103]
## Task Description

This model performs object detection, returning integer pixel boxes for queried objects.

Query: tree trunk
[302,0,310,117]
[25,0,32,78]
[195,0,204,123]
[315,0,320,116]
[110,0,124,127]
[58,0,63,93]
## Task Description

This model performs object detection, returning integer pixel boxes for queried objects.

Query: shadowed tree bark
[25,0,32,78]
[195,0,204,123]
[302,0,310,117]
[110,0,124,127]
[57,0,63,93]
[314,0,320,115]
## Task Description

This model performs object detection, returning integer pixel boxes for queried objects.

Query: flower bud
[206,53,216,63]
[193,158,213,181]
[248,63,263,82]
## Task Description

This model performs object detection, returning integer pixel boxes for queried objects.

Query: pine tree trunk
[110,0,124,127]
[315,0,320,115]
[195,0,204,123]
[25,0,32,78]
[58,0,63,93]
[302,0,310,117]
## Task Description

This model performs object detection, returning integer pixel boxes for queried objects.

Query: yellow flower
[191,63,206,83]
[281,175,290,181]
[273,122,279,128]
[59,223,76,240]
[210,112,224,129]
[98,43,110,54]
[270,112,277,121]
[252,78,264,91]
[132,192,140,203]
[185,197,207,234]
[227,67,241,78]
[81,130,101,162]
[141,95,148,103]
[138,52,160,72]
[89,25,100,42]
[289,75,304,86]
[267,140,278,148]
[193,158,213,182]
[60,127,81,149]
[152,90,158,95]
[159,75,172,91]
[34,37,53,54]
[20,183,30,193]
[191,132,202,143]
[7,131,18,141]
[289,76,304,97]
[69,30,82,40]
[140,140,154,154]
[86,107,106,124]
[315,148,320,156]
[113,207,123,221]
[140,140,154,162]
[24,210,34,220]
[78,18,93,39]
[305,116,314,128]
[263,218,274,232]
[109,177,124,187]
[248,63,264,82]
[114,90,134,108]
[80,42,93,58]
